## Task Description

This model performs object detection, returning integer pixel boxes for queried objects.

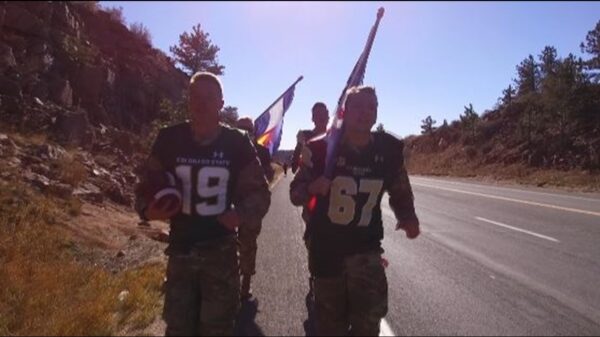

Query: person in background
[236,116,274,300]
[288,102,331,301]
[291,102,330,174]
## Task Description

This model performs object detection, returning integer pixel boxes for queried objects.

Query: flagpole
[336,7,384,108]
[259,76,304,117]
[324,7,384,179]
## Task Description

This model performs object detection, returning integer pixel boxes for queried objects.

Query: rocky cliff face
[1,1,187,143]
[0,1,189,207]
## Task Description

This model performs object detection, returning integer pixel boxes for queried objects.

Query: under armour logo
[213,151,224,159]
[374,155,384,163]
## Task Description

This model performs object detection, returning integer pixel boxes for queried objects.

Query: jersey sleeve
[291,131,306,173]
[289,163,314,207]
[383,134,419,224]
[289,140,325,206]
[232,134,272,227]
[238,131,259,169]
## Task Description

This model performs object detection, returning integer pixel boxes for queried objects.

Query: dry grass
[6,130,88,188]
[5,131,48,147]
[66,196,84,217]
[54,153,88,187]
[0,182,164,336]
[408,148,600,192]
[28,133,48,146]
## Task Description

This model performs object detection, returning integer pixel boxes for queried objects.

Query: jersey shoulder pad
[151,122,191,156]
[158,121,191,138]
[373,132,405,164]
[220,125,257,167]
[220,123,250,143]
[375,131,404,151]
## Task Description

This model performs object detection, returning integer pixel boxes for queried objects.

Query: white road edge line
[382,207,396,219]
[412,182,600,217]
[411,176,600,203]
[380,318,396,336]
[475,216,560,243]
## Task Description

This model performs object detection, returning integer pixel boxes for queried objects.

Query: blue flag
[254,76,303,155]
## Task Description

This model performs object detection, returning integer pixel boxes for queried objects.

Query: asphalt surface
[235,174,600,336]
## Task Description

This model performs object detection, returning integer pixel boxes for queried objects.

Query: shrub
[129,22,152,46]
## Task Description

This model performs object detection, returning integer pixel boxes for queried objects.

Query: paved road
[235,174,600,336]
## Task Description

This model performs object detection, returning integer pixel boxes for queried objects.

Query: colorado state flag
[254,77,302,155]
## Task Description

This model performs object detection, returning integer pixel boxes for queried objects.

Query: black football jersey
[306,132,404,276]
[150,122,257,249]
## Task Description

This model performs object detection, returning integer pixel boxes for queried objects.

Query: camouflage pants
[163,237,240,336]
[314,251,388,336]
[238,219,262,276]
[305,238,314,277]
[302,207,314,277]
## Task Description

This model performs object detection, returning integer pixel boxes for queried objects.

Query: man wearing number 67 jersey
[135,72,271,336]
[290,86,420,336]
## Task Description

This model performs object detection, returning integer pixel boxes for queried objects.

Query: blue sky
[101,1,600,150]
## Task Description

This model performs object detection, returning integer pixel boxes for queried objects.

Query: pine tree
[169,24,224,76]
[460,104,479,138]
[420,116,436,135]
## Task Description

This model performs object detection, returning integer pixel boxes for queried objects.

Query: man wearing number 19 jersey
[290,86,420,336]
[135,72,271,336]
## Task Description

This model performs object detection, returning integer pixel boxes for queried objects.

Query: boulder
[0,76,22,97]
[34,143,67,161]
[73,182,104,203]
[23,170,50,190]
[72,64,105,110]
[23,42,54,74]
[30,81,49,100]
[0,43,17,72]
[110,128,134,155]
[30,163,51,176]
[102,179,131,206]
[5,156,21,168]
[53,110,92,146]
[49,78,73,107]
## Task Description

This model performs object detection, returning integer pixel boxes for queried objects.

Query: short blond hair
[344,85,377,110]
[189,72,223,96]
